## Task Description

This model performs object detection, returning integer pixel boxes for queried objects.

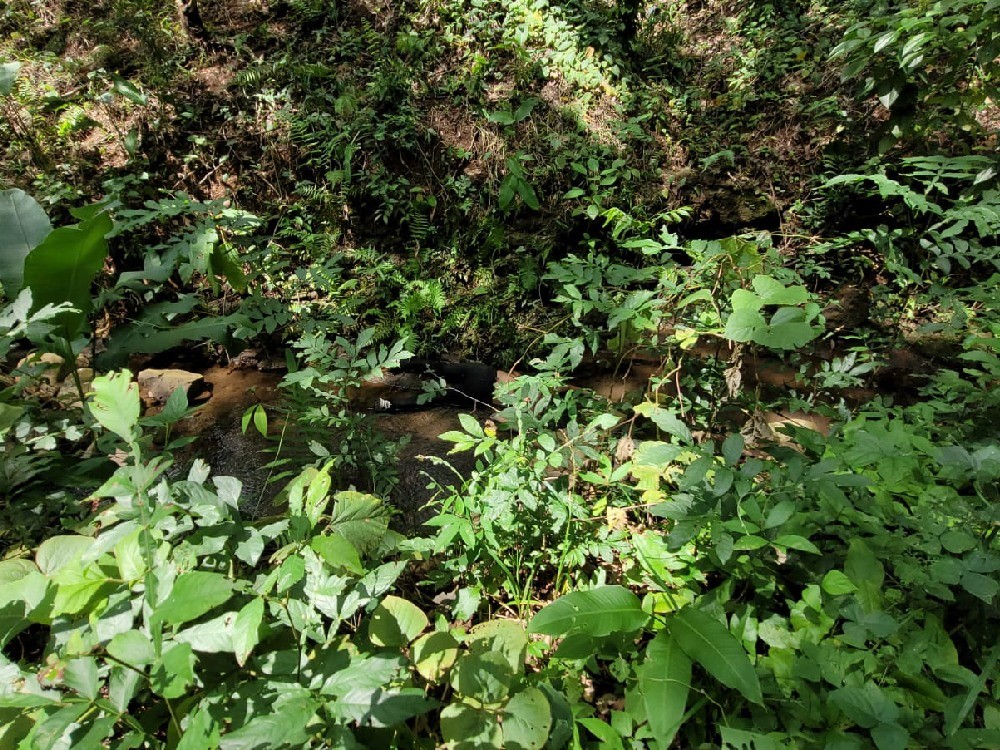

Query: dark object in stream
[378,360,504,411]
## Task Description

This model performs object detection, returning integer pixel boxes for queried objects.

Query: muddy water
[174,366,477,524]
[174,367,283,515]
[177,355,837,523]
[373,407,477,529]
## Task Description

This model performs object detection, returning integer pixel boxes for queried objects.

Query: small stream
[170,355,838,526]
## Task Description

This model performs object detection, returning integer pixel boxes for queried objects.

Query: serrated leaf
[328,491,388,555]
[529,586,648,638]
[174,611,237,653]
[670,607,763,704]
[332,686,436,727]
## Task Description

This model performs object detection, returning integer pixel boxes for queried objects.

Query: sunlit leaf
[670,607,763,704]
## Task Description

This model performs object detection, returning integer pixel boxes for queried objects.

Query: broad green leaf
[822,570,858,596]
[328,687,436,727]
[32,703,89,749]
[0,62,21,96]
[634,403,692,444]
[100,313,250,368]
[253,403,267,436]
[174,611,237,653]
[773,535,820,554]
[304,464,332,527]
[468,618,528,674]
[152,571,233,627]
[320,652,403,698]
[516,179,541,210]
[36,535,93,576]
[670,607,763,704]
[413,631,460,681]
[752,275,809,305]
[830,683,898,729]
[871,722,910,750]
[0,402,24,435]
[150,642,196,699]
[764,501,796,529]
[0,188,51,294]
[311,533,363,575]
[51,566,109,615]
[114,530,146,581]
[328,491,388,555]
[23,210,111,334]
[639,631,691,749]
[487,109,515,125]
[452,651,513,704]
[845,539,884,611]
[502,687,552,750]
[107,630,155,666]
[219,692,318,749]
[233,597,264,666]
[722,433,744,466]
[276,554,305,593]
[111,76,147,105]
[725,305,767,344]
[176,707,221,750]
[440,702,502,749]
[960,572,998,603]
[89,370,140,445]
[63,655,99,699]
[529,586,648,638]
[760,318,820,350]
[367,595,429,647]
[577,718,624,749]
[632,440,683,467]
[940,529,978,554]
[0,558,36,584]
[458,412,484,437]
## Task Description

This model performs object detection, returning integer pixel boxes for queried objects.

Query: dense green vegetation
[1,0,998,747]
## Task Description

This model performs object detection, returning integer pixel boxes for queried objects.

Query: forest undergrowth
[0,0,998,747]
